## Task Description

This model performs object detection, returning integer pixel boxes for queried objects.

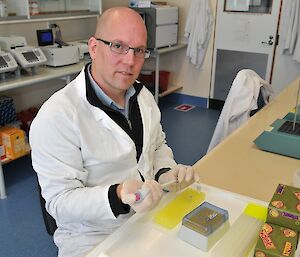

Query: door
[210,0,282,103]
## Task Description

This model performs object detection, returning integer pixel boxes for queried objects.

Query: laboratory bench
[85,76,300,257]
[85,184,266,257]
[194,76,300,202]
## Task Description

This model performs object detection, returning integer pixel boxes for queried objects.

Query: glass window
[224,0,273,14]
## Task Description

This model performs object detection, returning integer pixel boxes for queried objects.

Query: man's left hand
[158,164,200,192]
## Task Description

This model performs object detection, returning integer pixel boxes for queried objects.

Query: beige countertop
[194,76,300,202]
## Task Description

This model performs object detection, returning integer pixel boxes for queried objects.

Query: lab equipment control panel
[0,52,18,73]
[10,47,47,68]
[0,36,47,69]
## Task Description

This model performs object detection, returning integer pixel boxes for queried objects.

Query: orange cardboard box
[0,134,5,160]
[0,127,26,160]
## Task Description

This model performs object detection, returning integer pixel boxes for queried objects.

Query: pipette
[293,80,300,130]
[135,179,177,203]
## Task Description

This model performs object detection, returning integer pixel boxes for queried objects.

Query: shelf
[0,60,88,93]
[0,0,102,25]
[159,85,183,98]
[0,16,28,23]
[1,143,31,165]
[150,43,187,57]
[0,13,98,24]
[28,11,99,21]
[150,43,187,103]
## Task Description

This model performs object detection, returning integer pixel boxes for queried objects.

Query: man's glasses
[95,38,150,59]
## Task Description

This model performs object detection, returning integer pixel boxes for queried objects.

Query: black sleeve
[108,184,131,218]
[154,167,171,182]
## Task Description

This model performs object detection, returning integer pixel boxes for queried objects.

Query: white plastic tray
[86,184,267,257]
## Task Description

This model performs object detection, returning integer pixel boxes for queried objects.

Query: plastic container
[139,70,170,92]
[211,213,264,257]
[178,202,229,251]
[29,0,39,16]
[152,70,170,92]
[139,70,154,85]
[154,188,205,229]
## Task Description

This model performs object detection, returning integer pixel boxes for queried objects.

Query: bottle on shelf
[29,0,39,16]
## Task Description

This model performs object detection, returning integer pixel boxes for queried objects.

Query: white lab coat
[29,67,176,257]
[207,69,272,153]
[281,0,300,63]
[184,0,213,69]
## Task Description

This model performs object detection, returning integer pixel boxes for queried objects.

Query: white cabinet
[1,0,102,23]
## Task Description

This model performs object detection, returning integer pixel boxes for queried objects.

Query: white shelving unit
[0,1,102,199]
[0,0,102,24]
[150,43,186,103]
[0,60,89,199]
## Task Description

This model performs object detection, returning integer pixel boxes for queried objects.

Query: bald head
[95,7,147,41]
[88,7,148,102]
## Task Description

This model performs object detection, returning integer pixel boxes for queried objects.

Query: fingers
[133,180,163,213]
[142,180,163,205]
[120,180,144,205]
[177,165,195,183]
[122,193,136,205]
[122,180,143,194]
[158,171,177,184]
[170,164,200,191]
[194,170,201,183]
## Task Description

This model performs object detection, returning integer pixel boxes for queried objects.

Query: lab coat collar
[75,64,143,122]
[84,64,142,112]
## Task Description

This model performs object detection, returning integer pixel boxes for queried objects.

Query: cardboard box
[0,127,26,160]
[254,222,298,257]
[267,184,300,231]
[0,134,5,160]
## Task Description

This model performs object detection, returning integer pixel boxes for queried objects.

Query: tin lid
[182,201,229,236]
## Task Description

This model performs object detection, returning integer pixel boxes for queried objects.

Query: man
[30,7,199,257]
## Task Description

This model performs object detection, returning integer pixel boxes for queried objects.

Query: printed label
[260,224,276,250]
[282,212,300,221]
[282,241,292,256]
[276,184,285,195]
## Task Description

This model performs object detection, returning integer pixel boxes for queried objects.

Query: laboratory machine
[68,40,89,60]
[36,29,80,67]
[254,82,300,159]
[0,49,18,79]
[0,36,47,74]
[131,5,178,49]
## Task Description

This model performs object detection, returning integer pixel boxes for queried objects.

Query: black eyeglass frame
[95,37,150,59]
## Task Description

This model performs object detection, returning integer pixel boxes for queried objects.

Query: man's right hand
[118,179,163,213]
